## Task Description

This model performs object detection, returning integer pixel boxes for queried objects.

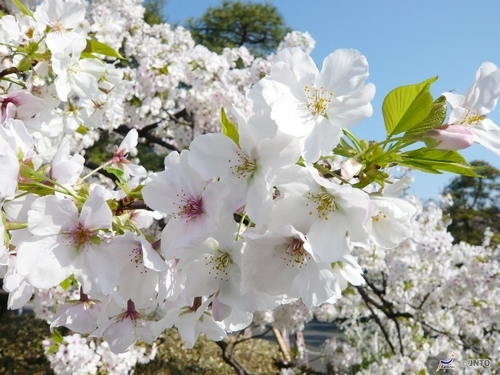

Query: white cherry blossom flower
[271,165,371,263]
[188,107,300,224]
[142,150,231,258]
[369,195,417,249]
[34,0,87,54]
[110,233,168,308]
[52,49,105,102]
[50,296,101,334]
[151,297,227,349]
[50,137,84,186]
[250,47,375,162]
[15,186,118,296]
[110,128,147,178]
[443,62,500,154]
[244,225,341,307]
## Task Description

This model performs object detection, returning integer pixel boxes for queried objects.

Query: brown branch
[356,286,396,355]
[215,340,252,375]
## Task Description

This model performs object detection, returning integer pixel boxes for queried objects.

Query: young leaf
[52,329,64,345]
[104,166,127,185]
[383,76,438,137]
[17,56,31,72]
[84,40,125,60]
[220,107,240,146]
[399,148,480,177]
[11,0,34,17]
[405,96,448,135]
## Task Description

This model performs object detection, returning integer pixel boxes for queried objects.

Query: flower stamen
[305,85,334,117]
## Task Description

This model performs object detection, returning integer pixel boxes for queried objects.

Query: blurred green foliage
[187,0,292,57]
[0,313,282,374]
[443,160,500,246]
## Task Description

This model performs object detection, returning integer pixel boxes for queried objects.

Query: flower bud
[423,124,473,150]
[340,158,362,179]
[1,56,13,69]
[0,45,11,57]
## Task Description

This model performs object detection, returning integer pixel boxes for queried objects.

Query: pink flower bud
[423,124,474,150]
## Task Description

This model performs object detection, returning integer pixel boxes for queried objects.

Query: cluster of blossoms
[1,1,500,374]
[43,333,156,375]
[257,196,500,374]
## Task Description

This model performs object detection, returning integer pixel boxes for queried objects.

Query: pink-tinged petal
[317,49,370,96]
[104,318,137,353]
[211,297,233,322]
[79,186,112,230]
[50,302,100,334]
[424,125,473,150]
[28,196,79,235]
[17,235,75,289]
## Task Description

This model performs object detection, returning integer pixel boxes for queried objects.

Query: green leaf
[76,125,88,135]
[52,329,64,345]
[17,56,31,72]
[27,42,38,55]
[46,345,59,354]
[382,76,437,137]
[405,95,448,135]
[104,166,127,184]
[399,148,481,177]
[11,0,34,17]
[59,276,73,291]
[129,184,144,200]
[84,39,124,60]
[220,107,239,146]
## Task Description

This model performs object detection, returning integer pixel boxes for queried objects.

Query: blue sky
[163,0,500,200]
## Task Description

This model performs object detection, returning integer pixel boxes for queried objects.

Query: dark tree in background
[443,160,500,246]
[144,0,167,25]
[187,0,292,57]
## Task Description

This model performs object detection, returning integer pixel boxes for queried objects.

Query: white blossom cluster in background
[43,333,156,375]
[1,0,500,374]
[272,196,499,374]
